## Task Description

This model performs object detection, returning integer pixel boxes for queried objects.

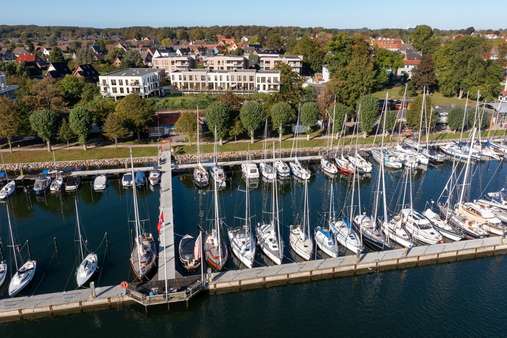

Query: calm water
[1,159,506,337]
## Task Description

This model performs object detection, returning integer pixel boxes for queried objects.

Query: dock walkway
[157,150,176,282]
[209,236,507,294]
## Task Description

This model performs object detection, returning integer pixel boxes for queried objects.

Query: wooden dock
[70,166,156,177]
[156,150,176,282]
[208,236,507,294]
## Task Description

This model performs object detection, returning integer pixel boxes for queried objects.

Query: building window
[119,79,123,86]
[111,79,117,85]
[112,87,117,94]
[120,87,124,94]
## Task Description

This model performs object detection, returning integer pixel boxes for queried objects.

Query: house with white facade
[258,53,303,74]
[152,54,194,74]
[203,55,246,71]
[99,68,161,99]
[169,69,280,94]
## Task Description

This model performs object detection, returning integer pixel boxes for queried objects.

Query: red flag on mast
[157,211,164,234]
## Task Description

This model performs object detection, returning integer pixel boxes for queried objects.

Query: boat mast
[6,203,18,270]
[244,174,250,237]
[213,178,222,268]
[272,143,282,256]
[130,149,142,276]
[329,96,337,151]
[380,93,390,244]
[303,179,309,240]
[328,180,335,223]
[74,197,84,261]
[416,87,426,150]
[196,106,201,166]
[356,163,363,245]
[354,104,362,155]
[292,104,301,161]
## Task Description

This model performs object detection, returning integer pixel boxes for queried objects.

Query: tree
[300,102,320,140]
[270,102,295,141]
[115,94,154,139]
[205,102,232,144]
[375,48,404,81]
[410,25,438,55]
[229,118,245,141]
[122,49,143,68]
[58,118,74,146]
[175,112,197,142]
[406,95,436,130]
[434,36,503,100]
[411,54,437,92]
[331,102,353,135]
[0,97,20,152]
[84,95,115,126]
[21,78,65,112]
[448,107,467,131]
[106,48,125,63]
[160,38,173,48]
[275,63,304,107]
[240,101,265,143]
[358,95,379,135]
[103,113,128,147]
[59,75,84,107]
[290,35,326,74]
[75,47,95,64]
[29,109,58,151]
[69,106,93,149]
[48,47,65,63]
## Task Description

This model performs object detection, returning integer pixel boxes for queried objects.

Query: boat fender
[120,281,129,289]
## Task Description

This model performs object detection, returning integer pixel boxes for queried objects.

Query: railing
[126,280,205,306]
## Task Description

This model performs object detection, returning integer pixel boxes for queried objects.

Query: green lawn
[1,147,158,164]
[373,86,467,107]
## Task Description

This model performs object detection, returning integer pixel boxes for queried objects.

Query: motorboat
[50,175,63,192]
[33,176,51,195]
[210,165,226,189]
[134,171,145,187]
[148,170,161,186]
[314,225,339,258]
[8,260,37,297]
[421,148,446,164]
[289,159,311,180]
[320,157,338,176]
[353,214,391,250]
[121,173,133,187]
[93,175,107,191]
[399,209,443,245]
[457,202,504,235]
[439,204,489,238]
[382,216,414,248]
[475,199,507,223]
[0,261,7,288]
[273,160,291,178]
[76,253,98,288]
[423,208,463,241]
[0,180,15,199]
[395,145,429,166]
[241,163,260,180]
[330,218,363,254]
[193,165,209,188]
[178,233,202,271]
[64,176,80,192]
[259,162,277,181]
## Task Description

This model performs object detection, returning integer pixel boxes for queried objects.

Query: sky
[0,0,505,30]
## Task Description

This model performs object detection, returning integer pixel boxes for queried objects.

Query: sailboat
[314,180,339,257]
[334,112,355,176]
[210,127,226,189]
[129,151,157,280]
[193,107,209,188]
[0,243,7,288]
[320,101,338,176]
[347,105,372,175]
[7,203,37,297]
[256,144,284,265]
[179,232,202,271]
[228,177,256,268]
[289,106,311,180]
[74,197,98,288]
[289,179,313,260]
[260,120,277,181]
[330,167,364,254]
[273,140,291,179]
[0,180,15,200]
[205,179,228,270]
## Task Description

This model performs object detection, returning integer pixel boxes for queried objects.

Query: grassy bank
[1,147,158,164]
[373,87,468,107]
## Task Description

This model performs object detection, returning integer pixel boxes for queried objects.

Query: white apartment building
[99,68,161,99]
[203,55,245,71]
[152,55,194,74]
[258,54,303,74]
[170,69,280,94]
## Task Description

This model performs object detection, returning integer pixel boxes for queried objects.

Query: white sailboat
[129,151,157,280]
[0,180,15,199]
[210,126,226,189]
[347,105,372,174]
[74,197,98,288]
[93,175,107,191]
[256,145,284,265]
[7,204,37,297]
[228,177,256,268]
[260,120,277,181]
[289,179,313,260]
[205,179,228,270]
[193,107,209,188]
[320,101,338,176]
[314,180,339,257]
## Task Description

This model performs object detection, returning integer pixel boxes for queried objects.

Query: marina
[0,137,506,323]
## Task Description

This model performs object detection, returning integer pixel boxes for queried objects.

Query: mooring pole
[90,281,96,299]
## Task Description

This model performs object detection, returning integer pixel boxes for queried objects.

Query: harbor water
[1,159,506,337]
